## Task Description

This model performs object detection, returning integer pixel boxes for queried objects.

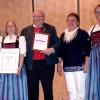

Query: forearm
[19,54,24,68]
[83,56,90,72]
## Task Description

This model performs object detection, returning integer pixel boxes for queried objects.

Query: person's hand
[40,48,54,55]
[57,63,63,76]
[83,56,90,73]
[83,63,88,73]
[17,66,22,75]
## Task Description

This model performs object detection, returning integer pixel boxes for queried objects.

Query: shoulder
[78,28,89,37]
[43,23,56,30]
[78,28,87,33]
[88,26,94,36]
[19,36,25,40]
[60,32,65,40]
[21,25,33,36]
[21,25,33,32]
[60,32,65,38]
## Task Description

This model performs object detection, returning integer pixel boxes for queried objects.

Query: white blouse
[0,35,26,56]
[64,27,79,43]
[88,24,100,36]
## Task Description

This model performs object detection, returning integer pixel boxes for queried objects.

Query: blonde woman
[0,20,28,100]
[85,4,100,100]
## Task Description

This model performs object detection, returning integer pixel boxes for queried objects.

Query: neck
[68,27,77,32]
[34,24,42,28]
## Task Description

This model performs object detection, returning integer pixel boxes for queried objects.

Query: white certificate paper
[33,33,49,50]
[0,48,20,74]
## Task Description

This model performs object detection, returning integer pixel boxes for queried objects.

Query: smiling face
[32,10,45,27]
[6,21,17,35]
[66,13,80,31]
[94,5,100,24]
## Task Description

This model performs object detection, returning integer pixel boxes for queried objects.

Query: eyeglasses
[33,16,44,18]
[7,26,15,28]
[95,11,100,14]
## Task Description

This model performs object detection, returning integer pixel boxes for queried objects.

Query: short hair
[33,10,45,17]
[94,4,100,13]
[67,13,80,23]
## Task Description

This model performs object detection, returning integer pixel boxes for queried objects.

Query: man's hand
[41,48,55,55]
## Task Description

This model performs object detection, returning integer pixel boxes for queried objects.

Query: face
[32,10,45,27]
[94,6,100,23]
[6,21,16,35]
[66,16,79,31]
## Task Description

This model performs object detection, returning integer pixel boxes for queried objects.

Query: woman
[57,13,91,100]
[0,20,28,100]
[85,4,100,100]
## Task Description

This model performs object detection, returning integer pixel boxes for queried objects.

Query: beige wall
[0,0,99,35]
[34,0,100,36]
[34,0,78,36]
[0,0,33,35]
[80,0,100,30]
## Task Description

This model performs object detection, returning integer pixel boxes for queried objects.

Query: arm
[41,25,60,55]
[81,30,91,73]
[83,56,90,73]
[57,57,63,76]
[17,54,24,75]
[17,36,26,75]
[57,33,64,75]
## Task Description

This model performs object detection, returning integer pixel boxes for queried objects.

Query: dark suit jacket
[21,23,60,70]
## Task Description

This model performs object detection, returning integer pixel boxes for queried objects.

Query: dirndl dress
[85,30,100,100]
[0,37,28,100]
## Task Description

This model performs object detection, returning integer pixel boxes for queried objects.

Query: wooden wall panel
[0,0,33,34]
[34,0,78,36]
[80,0,100,30]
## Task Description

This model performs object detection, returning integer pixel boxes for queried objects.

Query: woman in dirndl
[85,4,100,100]
[0,20,28,100]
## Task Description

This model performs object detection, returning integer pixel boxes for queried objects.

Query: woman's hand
[57,63,63,76]
[17,65,22,75]
[83,56,90,73]
[40,48,55,55]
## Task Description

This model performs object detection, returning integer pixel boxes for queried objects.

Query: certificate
[0,48,20,74]
[33,33,49,50]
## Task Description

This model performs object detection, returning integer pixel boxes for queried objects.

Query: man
[21,10,60,100]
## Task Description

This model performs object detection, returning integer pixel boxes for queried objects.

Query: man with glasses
[21,10,60,100]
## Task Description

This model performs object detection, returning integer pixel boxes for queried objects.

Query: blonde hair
[5,20,18,35]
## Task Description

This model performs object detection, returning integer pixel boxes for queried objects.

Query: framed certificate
[0,48,20,74]
[33,33,49,50]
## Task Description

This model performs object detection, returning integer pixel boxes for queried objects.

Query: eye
[95,11,100,14]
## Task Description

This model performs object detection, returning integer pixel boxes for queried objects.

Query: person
[0,20,28,100]
[57,13,91,100]
[85,4,100,100]
[21,10,60,100]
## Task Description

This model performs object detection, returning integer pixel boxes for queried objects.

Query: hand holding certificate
[0,48,19,74]
[33,33,49,50]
